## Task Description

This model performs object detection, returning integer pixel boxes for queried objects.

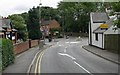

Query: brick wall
[29,40,39,48]
[14,41,29,54]
[14,40,42,55]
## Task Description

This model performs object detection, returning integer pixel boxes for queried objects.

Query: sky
[0,0,62,17]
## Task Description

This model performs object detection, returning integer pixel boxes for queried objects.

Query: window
[95,33,98,41]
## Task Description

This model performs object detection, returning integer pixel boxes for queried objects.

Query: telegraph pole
[39,0,42,49]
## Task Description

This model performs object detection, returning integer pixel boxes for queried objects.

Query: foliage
[1,38,15,70]
[114,18,120,28]
[0,38,2,72]
[112,2,120,28]
[27,7,42,40]
[41,6,58,20]
[57,2,98,33]
[8,14,27,41]
[20,12,29,24]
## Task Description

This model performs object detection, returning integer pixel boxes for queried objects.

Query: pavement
[82,45,120,65]
[3,44,50,73]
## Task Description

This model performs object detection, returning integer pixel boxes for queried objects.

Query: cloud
[0,0,62,17]
[13,5,30,12]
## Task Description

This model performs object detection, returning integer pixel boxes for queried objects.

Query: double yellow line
[34,50,45,75]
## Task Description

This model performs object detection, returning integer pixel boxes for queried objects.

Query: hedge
[0,38,2,72]
[1,38,15,70]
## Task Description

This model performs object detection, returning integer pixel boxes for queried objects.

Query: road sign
[100,24,108,29]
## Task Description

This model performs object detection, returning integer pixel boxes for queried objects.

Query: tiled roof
[2,19,11,28]
[41,20,51,26]
[93,18,115,33]
[91,12,109,23]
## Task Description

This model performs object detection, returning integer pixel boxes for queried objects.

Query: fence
[104,34,120,54]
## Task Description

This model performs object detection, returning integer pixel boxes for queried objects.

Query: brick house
[40,19,61,37]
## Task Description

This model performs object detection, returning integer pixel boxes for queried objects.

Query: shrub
[1,38,15,70]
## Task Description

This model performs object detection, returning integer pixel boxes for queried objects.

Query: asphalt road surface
[33,37,118,74]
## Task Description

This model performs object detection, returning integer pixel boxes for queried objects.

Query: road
[32,37,118,74]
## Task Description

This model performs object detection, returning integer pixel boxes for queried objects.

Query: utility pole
[39,0,42,49]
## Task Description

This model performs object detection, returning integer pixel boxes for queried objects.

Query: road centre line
[74,61,93,75]
[27,49,41,74]
[27,45,52,74]
[38,51,45,74]
[34,51,43,75]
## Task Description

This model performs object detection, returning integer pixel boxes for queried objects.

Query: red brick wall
[29,40,39,48]
[14,40,42,55]
[14,41,29,54]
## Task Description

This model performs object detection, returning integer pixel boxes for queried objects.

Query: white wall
[88,22,90,44]
[92,33,104,48]
[89,13,103,47]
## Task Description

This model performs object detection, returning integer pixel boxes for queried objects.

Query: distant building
[89,12,120,50]
[40,19,61,37]
[0,16,17,44]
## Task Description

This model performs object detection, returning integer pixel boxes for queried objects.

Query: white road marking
[59,45,62,46]
[16,54,23,58]
[65,42,70,44]
[64,49,66,52]
[74,61,93,75]
[73,42,79,43]
[27,49,41,73]
[57,42,59,44]
[64,47,67,52]
[65,42,80,44]
[58,53,76,60]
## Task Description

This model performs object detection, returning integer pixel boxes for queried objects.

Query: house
[89,12,120,50]
[0,16,17,44]
[40,19,61,37]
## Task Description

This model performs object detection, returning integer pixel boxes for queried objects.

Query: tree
[8,14,27,41]
[112,2,120,28]
[20,12,29,24]
[27,7,42,40]
[57,2,98,33]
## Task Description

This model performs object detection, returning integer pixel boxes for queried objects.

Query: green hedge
[1,38,15,70]
[0,38,2,72]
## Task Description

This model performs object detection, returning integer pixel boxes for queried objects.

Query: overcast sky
[0,0,62,17]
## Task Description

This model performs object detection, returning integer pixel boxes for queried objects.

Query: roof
[91,12,109,23]
[93,18,115,33]
[2,19,11,28]
[41,20,51,26]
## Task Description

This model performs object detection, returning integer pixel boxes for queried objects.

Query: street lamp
[39,1,44,49]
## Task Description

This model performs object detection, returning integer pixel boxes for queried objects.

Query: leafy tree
[57,2,98,33]
[112,2,120,28]
[27,7,42,40]
[20,12,29,24]
[8,14,27,41]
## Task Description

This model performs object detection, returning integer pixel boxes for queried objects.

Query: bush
[1,38,15,70]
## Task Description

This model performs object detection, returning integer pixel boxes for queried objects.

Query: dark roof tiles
[91,12,109,23]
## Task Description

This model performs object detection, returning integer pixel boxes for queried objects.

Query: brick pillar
[15,32,17,43]
[29,39,31,48]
